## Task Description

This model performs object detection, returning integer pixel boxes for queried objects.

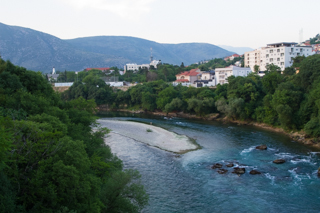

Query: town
[48,38,320,91]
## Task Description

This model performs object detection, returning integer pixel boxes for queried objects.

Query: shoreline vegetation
[98,119,201,154]
[102,108,320,149]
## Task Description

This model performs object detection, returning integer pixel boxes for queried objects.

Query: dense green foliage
[0,59,148,212]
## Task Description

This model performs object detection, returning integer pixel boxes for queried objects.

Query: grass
[146,128,153,132]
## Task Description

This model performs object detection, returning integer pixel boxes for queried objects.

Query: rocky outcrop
[211,163,223,169]
[232,167,245,175]
[226,163,234,167]
[217,169,228,174]
[256,145,267,150]
[273,159,286,164]
[249,170,261,175]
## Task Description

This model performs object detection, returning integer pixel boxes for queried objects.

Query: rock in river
[232,167,246,175]
[273,159,286,164]
[211,163,223,169]
[249,170,261,175]
[217,169,228,174]
[226,163,234,167]
[256,145,267,150]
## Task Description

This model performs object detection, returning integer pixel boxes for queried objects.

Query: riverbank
[98,119,201,154]
[100,108,320,149]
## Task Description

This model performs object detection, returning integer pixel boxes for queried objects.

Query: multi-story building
[245,42,314,72]
[215,65,252,85]
[244,49,261,71]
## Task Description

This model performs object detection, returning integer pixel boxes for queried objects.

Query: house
[244,42,314,72]
[194,70,216,87]
[175,68,202,84]
[215,65,252,85]
[224,54,240,61]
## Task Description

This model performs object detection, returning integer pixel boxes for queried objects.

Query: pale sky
[1,0,319,49]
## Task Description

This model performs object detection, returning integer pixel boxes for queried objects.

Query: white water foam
[265,173,275,185]
[290,158,312,165]
[240,146,256,155]
[275,152,297,159]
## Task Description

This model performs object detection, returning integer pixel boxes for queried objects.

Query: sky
[0,0,319,49]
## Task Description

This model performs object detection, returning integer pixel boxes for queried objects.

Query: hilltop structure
[244,42,314,71]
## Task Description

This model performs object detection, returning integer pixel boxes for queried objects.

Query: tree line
[0,59,148,212]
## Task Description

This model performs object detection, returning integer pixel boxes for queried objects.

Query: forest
[62,54,320,140]
[0,59,148,212]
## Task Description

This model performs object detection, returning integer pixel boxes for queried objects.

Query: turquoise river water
[100,113,320,213]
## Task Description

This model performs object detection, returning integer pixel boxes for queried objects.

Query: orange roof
[85,67,110,71]
[232,54,240,57]
[176,68,200,77]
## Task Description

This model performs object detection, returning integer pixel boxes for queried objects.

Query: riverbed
[99,114,320,213]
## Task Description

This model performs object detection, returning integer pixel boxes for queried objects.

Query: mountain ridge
[0,22,234,71]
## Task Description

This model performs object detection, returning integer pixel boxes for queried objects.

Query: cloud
[63,0,155,19]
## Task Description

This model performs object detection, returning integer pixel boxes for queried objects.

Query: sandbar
[98,119,200,154]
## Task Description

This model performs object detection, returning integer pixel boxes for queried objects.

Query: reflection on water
[100,112,320,213]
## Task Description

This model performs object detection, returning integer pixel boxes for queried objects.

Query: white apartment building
[245,42,314,71]
[124,60,161,73]
[215,66,252,85]
[124,63,149,72]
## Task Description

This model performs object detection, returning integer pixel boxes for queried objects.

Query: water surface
[100,113,320,213]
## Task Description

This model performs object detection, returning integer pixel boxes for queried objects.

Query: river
[99,112,320,213]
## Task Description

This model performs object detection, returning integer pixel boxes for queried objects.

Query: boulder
[249,170,261,175]
[232,167,246,175]
[256,145,267,150]
[273,159,286,164]
[226,163,234,167]
[318,167,320,177]
[217,169,228,174]
[211,163,223,169]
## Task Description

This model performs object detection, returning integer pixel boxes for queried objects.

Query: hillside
[0,22,234,71]
[65,36,233,66]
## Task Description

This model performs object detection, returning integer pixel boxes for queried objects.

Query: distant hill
[0,22,234,71]
[218,45,254,55]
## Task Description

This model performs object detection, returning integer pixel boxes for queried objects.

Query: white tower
[150,48,153,62]
[52,67,56,75]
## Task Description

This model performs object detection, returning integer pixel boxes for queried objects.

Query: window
[266,54,269,58]
[281,62,284,65]
[277,58,280,61]
[281,53,284,56]
[270,58,273,62]
[270,50,273,53]
[277,49,280,52]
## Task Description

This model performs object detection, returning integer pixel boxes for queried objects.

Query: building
[124,60,162,73]
[175,68,202,84]
[244,49,262,71]
[245,42,314,71]
[194,70,216,87]
[215,66,252,85]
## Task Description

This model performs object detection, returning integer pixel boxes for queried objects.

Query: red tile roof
[85,67,110,71]
[232,54,240,57]
[176,68,200,77]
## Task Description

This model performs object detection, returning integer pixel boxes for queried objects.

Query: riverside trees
[0,58,148,212]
